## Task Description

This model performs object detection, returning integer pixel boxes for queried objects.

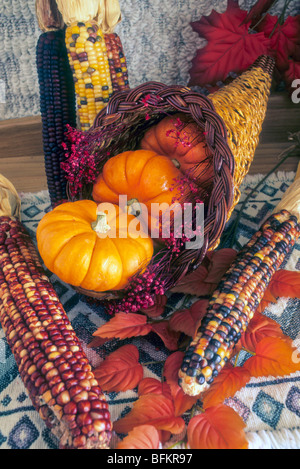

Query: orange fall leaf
[93,312,152,340]
[168,298,209,338]
[116,424,161,450]
[201,364,251,409]
[187,404,248,449]
[93,344,143,392]
[239,311,286,353]
[268,269,300,299]
[244,336,300,378]
[113,394,186,435]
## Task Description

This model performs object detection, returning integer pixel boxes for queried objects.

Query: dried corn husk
[35,0,64,32]
[55,0,121,31]
[97,0,121,33]
[0,175,21,220]
[274,161,300,221]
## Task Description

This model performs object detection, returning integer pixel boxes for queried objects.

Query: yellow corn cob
[179,209,300,396]
[0,214,112,449]
[65,21,114,131]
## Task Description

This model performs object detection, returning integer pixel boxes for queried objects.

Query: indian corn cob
[65,21,129,131]
[0,215,112,449]
[36,30,77,207]
[179,209,300,396]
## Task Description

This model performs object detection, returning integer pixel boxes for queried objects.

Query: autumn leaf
[283,59,300,91]
[202,364,251,409]
[116,425,161,449]
[189,0,270,87]
[170,264,210,296]
[163,352,199,416]
[171,248,237,296]
[204,248,237,283]
[151,321,180,351]
[244,336,300,378]
[268,269,300,299]
[187,404,248,449]
[93,344,143,392]
[113,394,185,435]
[168,299,209,338]
[241,0,278,27]
[138,377,172,400]
[256,286,277,313]
[256,14,300,72]
[239,312,285,353]
[140,294,168,318]
[93,312,152,340]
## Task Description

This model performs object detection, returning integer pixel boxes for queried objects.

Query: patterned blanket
[0,171,299,449]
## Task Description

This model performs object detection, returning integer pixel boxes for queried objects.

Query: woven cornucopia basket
[59,55,275,310]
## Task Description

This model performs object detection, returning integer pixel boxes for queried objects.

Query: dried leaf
[168,299,209,338]
[204,248,237,283]
[151,321,180,351]
[256,287,277,313]
[202,364,251,409]
[244,336,300,378]
[93,312,152,340]
[140,295,168,318]
[268,269,300,299]
[189,0,270,87]
[284,59,300,91]
[171,264,210,296]
[187,404,248,449]
[240,312,284,353]
[241,0,277,27]
[256,14,300,72]
[163,352,199,416]
[113,394,185,435]
[93,344,143,392]
[171,248,237,296]
[116,425,161,449]
[138,377,172,400]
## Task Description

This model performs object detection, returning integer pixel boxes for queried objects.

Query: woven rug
[0,171,300,449]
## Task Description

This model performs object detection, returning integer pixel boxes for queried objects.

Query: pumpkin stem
[91,211,111,234]
[127,198,142,217]
[171,158,181,169]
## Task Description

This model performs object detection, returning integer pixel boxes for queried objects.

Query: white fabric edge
[247,426,300,449]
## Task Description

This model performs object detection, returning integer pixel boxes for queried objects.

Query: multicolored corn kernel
[65,21,111,131]
[0,216,111,449]
[104,33,129,92]
[36,30,77,207]
[179,210,300,397]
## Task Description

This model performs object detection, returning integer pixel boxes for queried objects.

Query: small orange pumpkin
[36,200,153,292]
[92,150,186,238]
[140,113,214,183]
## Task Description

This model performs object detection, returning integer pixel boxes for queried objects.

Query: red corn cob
[0,215,112,449]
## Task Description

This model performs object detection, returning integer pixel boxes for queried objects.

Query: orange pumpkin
[92,150,186,239]
[36,200,153,292]
[140,113,214,183]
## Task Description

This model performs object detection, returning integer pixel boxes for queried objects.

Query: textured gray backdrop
[0,0,299,120]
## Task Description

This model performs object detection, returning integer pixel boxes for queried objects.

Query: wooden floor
[0,92,299,194]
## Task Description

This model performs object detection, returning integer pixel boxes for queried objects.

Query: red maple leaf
[256,14,300,72]
[283,59,300,92]
[189,0,270,87]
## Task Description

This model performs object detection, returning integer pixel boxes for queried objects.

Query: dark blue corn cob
[179,210,300,396]
[36,30,77,207]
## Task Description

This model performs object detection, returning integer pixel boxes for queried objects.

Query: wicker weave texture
[210,57,274,214]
